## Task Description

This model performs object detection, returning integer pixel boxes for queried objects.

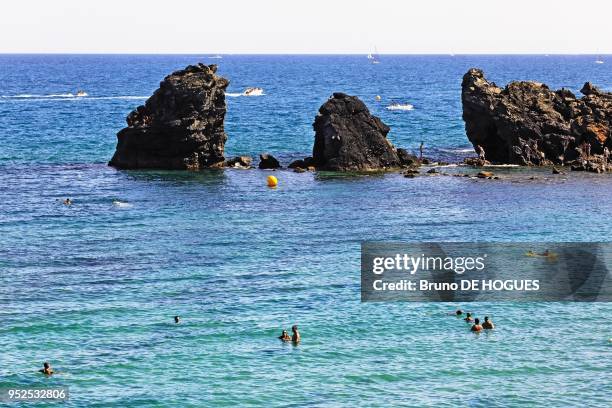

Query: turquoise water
[1,55,611,406]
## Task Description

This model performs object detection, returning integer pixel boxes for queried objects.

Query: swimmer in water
[482,316,495,330]
[174,316,180,324]
[63,198,72,206]
[456,310,463,316]
[278,330,291,342]
[39,362,54,376]
[291,325,301,344]
[471,318,483,332]
[464,312,474,322]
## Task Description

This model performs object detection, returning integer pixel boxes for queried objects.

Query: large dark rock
[109,64,229,169]
[312,93,404,171]
[258,153,281,169]
[462,68,612,169]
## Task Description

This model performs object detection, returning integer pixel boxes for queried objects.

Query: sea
[1,55,611,407]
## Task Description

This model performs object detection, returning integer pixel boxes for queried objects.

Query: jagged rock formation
[311,93,411,171]
[462,68,612,172]
[109,64,229,169]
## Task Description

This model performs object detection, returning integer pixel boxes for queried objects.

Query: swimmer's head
[291,325,298,332]
[174,316,180,323]
[466,312,471,317]
[474,318,480,325]
[43,362,50,369]
[281,330,288,336]
[456,310,463,316]
[484,316,490,322]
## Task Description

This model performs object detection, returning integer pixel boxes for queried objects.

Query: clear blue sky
[2,0,611,54]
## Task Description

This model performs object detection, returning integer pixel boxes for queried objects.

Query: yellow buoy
[375,95,382,101]
[267,175,278,188]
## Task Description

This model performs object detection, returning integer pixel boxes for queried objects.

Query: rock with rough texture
[288,157,314,169]
[109,63,229,169]
[225,156,252,168]
[396,148,420,167]
[258,153,281,169]
[312,93,403,171]
[462,68,612,170]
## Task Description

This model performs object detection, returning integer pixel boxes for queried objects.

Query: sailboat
[370,47,380,64]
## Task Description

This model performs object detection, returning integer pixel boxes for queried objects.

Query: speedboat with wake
[243,87,264,96]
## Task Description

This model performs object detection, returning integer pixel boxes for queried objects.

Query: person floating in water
[39,362,54,376]
[455,310,463,316]
[482,316,495,330]
[63,198,72,206]
[278,330,291,342]
[471,318,483,332]
[291,325,301,344]
[174,316,181,324]
[464,312,474,322]
[419,141,424,160]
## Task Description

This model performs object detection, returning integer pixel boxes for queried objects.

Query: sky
[1,0,611,54]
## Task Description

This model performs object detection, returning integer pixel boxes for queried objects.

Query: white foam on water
[112,200,133,208]
[226,91,266,97]
[386,104,414,111]
[439,148,475,153]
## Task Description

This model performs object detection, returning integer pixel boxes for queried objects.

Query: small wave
[438,148,475,153]
[386,104,414,111]
[2,93,76,99]
[112,200,133,208]
[226,92,266,98]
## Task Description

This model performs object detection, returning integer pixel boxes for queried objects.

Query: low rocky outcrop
[109,64,229,170]
[311,93,408,171]
[462,68,612,172]
[258,153,281,169]
[288,157,314,169]
[225,156,252,168]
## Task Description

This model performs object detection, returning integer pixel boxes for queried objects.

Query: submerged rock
[258,153,281,169]
[311,93,404,171]
[226,156,253,168]
[109,64,228,170]
[462,68,612,172]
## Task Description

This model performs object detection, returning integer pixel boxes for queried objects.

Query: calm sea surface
[1,55,611,406]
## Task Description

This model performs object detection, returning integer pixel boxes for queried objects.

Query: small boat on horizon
[209,55,222,59]
[75,90,88,97]
[369,47,380,64]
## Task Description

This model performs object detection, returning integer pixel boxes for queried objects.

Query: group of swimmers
[278,325,301,344]
[455,310,495,332]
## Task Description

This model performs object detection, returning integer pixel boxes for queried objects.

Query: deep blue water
[1,55,611,407]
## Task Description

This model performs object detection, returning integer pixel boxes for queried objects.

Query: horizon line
[0,52,610,56]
